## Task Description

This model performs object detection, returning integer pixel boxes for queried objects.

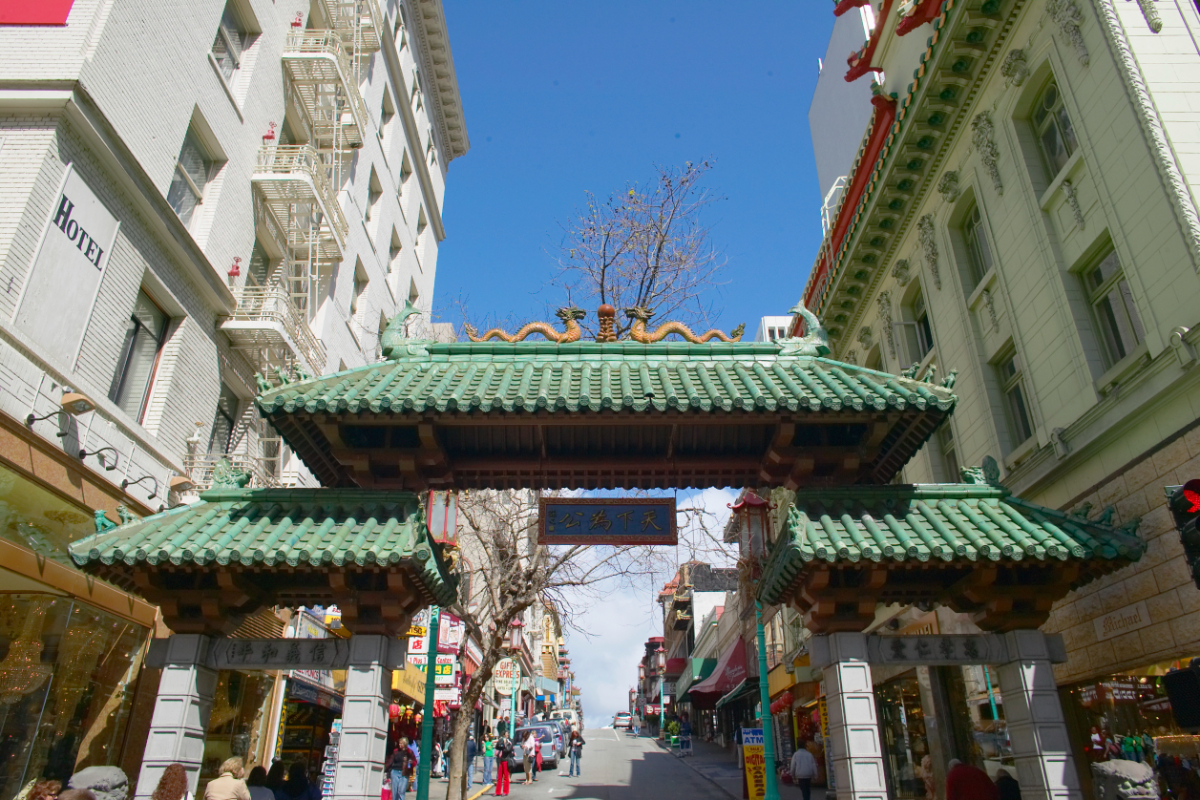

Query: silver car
[513,726,558,770]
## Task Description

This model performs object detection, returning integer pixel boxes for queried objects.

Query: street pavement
[459,728,731,800]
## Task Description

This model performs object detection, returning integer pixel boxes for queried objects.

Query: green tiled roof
[257,341,956,416]
[69,488,458,606]
[758,483,1145,605]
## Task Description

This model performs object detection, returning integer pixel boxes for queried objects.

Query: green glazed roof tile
[256,342,956,417]
[757,483,1145,605]
[70,488,458,606]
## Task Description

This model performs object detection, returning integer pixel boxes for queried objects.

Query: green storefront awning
[715,678,759,710]
[676,657,718,701]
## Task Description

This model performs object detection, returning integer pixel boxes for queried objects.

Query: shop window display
[1060,661,1200,799]
[0,594,148,800]
[877,673,930,798]
[198,671,275,793]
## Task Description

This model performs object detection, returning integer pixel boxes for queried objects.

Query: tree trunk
[444,702,474,800]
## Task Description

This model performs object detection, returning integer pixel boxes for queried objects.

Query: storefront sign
[435,687,461,703]
[407,653,456,685]
[392,662,426,702]
[14,163,120,368]
[287,677,344,713]
[538,497,677,545]
[493,657,517,695]
[1094,601,1151,642]
[742,728,767,800]
[406,625,427,638]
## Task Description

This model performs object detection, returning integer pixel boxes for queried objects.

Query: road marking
[466,786,493,800]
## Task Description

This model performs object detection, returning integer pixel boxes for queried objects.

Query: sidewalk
[653,735,826,800]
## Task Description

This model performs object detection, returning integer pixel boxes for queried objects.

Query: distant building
[754,315,795,343]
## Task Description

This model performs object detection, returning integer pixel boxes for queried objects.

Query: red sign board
[0,0,74,24]
[538,497,677,545]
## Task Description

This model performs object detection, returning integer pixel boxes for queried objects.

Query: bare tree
[551,160,726,339]
[440,490,685,800]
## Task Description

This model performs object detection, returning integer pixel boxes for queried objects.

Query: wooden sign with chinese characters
[144,637,410,670]
[862,634,1065,666]
[538,497,677,545]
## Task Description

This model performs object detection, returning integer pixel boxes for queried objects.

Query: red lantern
[389,703,402,720]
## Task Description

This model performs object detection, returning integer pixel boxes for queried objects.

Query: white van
[550,708,581,729]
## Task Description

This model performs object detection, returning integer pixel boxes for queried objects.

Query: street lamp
[730,491,780,800]
[507,619,524,725]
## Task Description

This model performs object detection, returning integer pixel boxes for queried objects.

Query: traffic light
[1168,480,1200,589]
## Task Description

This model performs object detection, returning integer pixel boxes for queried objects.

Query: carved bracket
[844,348,859,365]
[918,216,941,290]
[1048,0,1089,65]
[1001,50,1029,86]
[982,289,999,330]
[1130,0,1162,32]
[1062,180,1085,228]
[878,291,897,359]
[972,113,1003,194]
[857,325,874,350]
[936,172,960,203]
[892,258,912,287]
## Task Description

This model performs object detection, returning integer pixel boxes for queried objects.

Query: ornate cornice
[806,0,1025,353]
[408,0,469,162]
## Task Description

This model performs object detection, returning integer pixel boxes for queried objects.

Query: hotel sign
[1093,601,1151,642]
[538,497,677,545]
[14,163,120,368]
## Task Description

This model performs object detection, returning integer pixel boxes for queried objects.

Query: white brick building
[0,0,466,789]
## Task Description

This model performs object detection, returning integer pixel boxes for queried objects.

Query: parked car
[544,719,570,756]
[513,726,558,769]
[614,711,632,729]
[531,720,566,757]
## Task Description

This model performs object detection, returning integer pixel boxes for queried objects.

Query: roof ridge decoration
[625,307,745,344]
[781,302,832,356]
[380,298,431,360]
[464,307,586,343]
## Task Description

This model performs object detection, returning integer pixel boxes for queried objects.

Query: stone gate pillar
[811,633,887,800]
[134,635,216,800]
[332,635,392,800]
[995,630,1082,800]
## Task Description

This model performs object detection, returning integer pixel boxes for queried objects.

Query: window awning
[686,639,748,709]
[715,678,759,710]
[676,657,718,700]
[664,657,687,677]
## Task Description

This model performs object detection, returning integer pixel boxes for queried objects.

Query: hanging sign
[742,728,766,800]
[493,658,517,696]
[538,497,677,545]
[13,163,120,368]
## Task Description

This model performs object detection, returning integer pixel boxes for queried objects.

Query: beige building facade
[803,0,1200,793]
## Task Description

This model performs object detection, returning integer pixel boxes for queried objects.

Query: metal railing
[283,30,369,139]
[253,144,349,240]
[183,448,282,492]
[226,286,326,371]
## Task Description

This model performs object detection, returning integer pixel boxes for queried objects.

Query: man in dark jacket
[994,769,1022,800]
[465,736,478,788]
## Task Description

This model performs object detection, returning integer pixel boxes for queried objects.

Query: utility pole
[754,600,781,800]
[417,606,439,800]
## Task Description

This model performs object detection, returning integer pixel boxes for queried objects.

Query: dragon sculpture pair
[463,306,745,343]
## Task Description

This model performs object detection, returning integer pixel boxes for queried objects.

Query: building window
[937,424,959,483]
[399,151,413,189]
[1085,248,1144,365]
[167,128,215,227]
[389,227,403,275]
[366,168,382,222]
[208,384,240,455]
[1033,80,1077,179]
[963,202,993,289]
[996,351,1033,446]
[109,291,170,422]
[211,2,250,82]
[380,92,395,144]
[902,290,934,363]
[416,205,428,244]
[351,261,369,334]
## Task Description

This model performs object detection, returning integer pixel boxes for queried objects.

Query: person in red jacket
[946,759,1000,800]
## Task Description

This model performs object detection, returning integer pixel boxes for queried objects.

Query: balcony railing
[253,144,349,243]
[319,0,383,52]
[282,30,368,146]
[184,450,282,492]
[222,287,326,372]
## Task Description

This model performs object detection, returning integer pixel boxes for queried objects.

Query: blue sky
[433,2,836,337]
[433,2,838,726]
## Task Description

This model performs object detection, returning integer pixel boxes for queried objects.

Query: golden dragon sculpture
[463,307,586,343]
[624,307,745,343]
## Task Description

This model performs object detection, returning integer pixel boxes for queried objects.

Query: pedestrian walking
[946,759,999,800]
[521,731,537,785]
[389,739,414,799]
[482,735,495,786]
[632,713,641,737]
[679,714,692,757]
[497,716,509,738]
[278,763,320,800]
[567,728,585,777]
[150,764,191,800]
[994,769,1022,800]
[494,734,513,796]
[245,768,274,800]
[789,741,818,800]
[465,735,477,788]
[204,759,250,800]
[265,764,286,800]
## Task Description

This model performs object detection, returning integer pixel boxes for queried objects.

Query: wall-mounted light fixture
[79,446,119,471]
[121,474,159,500]
[26,389,97,437]
[169,475,196,493]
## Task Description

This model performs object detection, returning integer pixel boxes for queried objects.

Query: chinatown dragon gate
[71,302,1141,800]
